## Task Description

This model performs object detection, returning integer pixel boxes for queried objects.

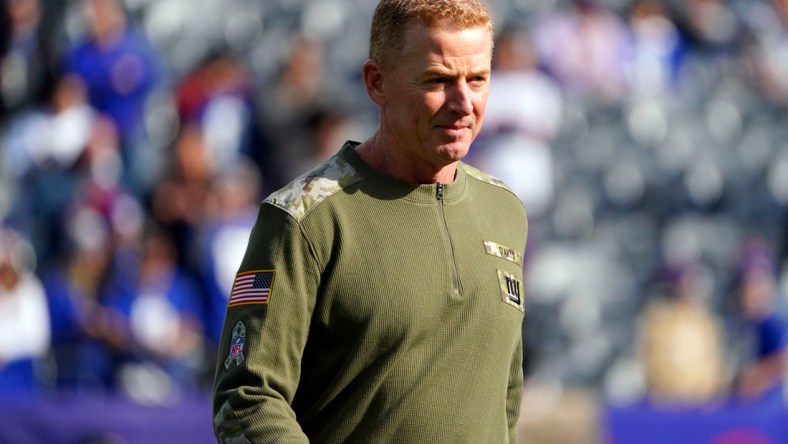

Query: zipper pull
[436,183,444,201]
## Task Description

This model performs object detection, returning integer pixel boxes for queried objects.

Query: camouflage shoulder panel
[213,401,249,444]
[462,163,515,193]
[264,154,363,221]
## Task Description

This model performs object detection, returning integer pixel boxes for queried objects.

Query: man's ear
[362,59,386,106]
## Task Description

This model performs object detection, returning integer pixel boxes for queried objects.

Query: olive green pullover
[213,141,527,443]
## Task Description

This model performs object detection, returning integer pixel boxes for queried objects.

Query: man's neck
[355,134,458,185]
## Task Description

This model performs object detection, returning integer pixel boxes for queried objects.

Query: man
[213,0,528,442]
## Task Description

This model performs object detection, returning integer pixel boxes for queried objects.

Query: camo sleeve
[212,203,320,443]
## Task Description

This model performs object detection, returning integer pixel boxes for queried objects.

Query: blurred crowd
[0,0,787,416]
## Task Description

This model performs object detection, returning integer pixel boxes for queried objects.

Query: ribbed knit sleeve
[508,334,524,443]
[213,204,320,443]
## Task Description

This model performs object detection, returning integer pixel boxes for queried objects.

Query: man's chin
[434,141,471,162]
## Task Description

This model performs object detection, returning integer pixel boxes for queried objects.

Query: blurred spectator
[109,220,205,403]
[3,73,97,179]
[198,160,262,344]
[39,120,143,391]
[65,0,162,191]
[679,0,742,53]
[2,73,117,261]
[0,0,59,119]
[733,239,788,400]
[480,26,563,141]
[175,50,259,175]
[264,35,326,126]
[470,26,560,219]
[745,0,788,103]
[0,227,49,396]
[260,35,343,188]
[624,0,684,98]
[149,123,214,271]
[42,205,127,391]
[638,259,726,405]
[670,0,747,103]
[532,0,631,102]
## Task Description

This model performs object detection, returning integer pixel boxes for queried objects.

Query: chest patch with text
[483,240,523,266]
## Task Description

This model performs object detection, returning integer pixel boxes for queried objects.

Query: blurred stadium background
[1,0,787,442]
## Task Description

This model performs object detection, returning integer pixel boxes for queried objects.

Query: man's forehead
[402,19,489,41]
[404,24,492,57]
[423,53,491,74]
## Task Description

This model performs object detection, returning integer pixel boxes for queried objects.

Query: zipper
[436,183,462,299]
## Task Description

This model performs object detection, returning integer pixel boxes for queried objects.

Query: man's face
[380,23,492,169]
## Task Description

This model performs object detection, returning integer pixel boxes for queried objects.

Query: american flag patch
[228,270,275,307]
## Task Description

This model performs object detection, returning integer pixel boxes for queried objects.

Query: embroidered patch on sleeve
[497,269,525,313]
[484,240,523,266]
[228,270,275,307]
[224,321,246,369]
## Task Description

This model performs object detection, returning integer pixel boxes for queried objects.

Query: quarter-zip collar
[340,141,468,205]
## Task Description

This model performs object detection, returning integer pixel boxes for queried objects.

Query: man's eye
[430,77,449,84]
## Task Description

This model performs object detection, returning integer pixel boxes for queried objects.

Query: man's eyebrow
[423,67,490,77]
[423,67,453,77]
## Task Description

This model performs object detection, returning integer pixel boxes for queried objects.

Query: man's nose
[447,81,473,115]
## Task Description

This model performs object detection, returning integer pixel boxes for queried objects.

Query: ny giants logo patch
[497,269,524,313]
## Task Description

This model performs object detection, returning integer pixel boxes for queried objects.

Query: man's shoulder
[462,163,527,222]
[462,163,515,194]
[263,153,364,221]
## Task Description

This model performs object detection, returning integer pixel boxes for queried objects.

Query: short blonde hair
[369,0,493,67]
